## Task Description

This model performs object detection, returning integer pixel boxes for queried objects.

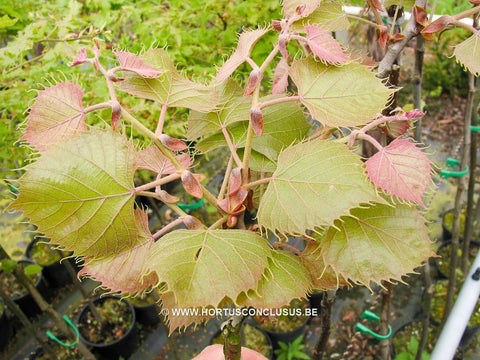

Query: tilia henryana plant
[7,0,480,357]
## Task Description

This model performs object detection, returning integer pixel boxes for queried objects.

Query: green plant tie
[45,315,79,348]
[440,158,469,179]
[354,310,392,340]
[177,198,204,211]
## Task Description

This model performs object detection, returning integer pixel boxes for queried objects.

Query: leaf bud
[250,107,264,136]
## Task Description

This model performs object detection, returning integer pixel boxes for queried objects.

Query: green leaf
[147,229,270,308]
[395,353,413,360]
[1,259,17,273]
[0,15,17,29]
[290,57,394,128]
[117,48,219,112]
[453,34,480,77]
[291,2,349,32]
[319,204,433,286]
[187,79,250,140]
[282,0,321,19]
[24,264,43,276]
[195,95,311,162]
[237,250,310,308]
[257,141,381,235]
[408,336,419,354]
[8,128,143,258]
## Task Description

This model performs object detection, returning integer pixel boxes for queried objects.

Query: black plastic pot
[77,295,138,360]
[434,240,480,280]
[132,302,160,326]
[308,291,323,316]
[25,239,74,288]
[211,322,273,360]
[0,298,9,351]
[0,259,49,318]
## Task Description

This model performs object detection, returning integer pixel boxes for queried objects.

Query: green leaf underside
[187,79,250,140]
[453,34,480,77]
[291,2,350,32]
[290,57,394,128]
[301,242,348,290]
[195,96,311,162]
[237,250,310,308]
[117,48,218,111]
[257,141,382,235]
[319,204,433,286]
[147,229,270,308]
[8,128,142,258]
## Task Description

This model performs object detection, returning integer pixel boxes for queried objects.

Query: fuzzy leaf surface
[147,229,270,308]
[136,146,191,174]
[216,28,268,83]
[187,79,250,140]
[272,58,290,94]
[453,34,480,76]
[114,51,164,78]
[9,129,142,258]
[237,250,310,308]
[257,141,381,235]
[21,82,86,151]
[305,25,348,64]
[291,2,349,32]
[319,204,433,286]
[365,138,431,205]
[117,48,218,111]
[290,58,393,127]
[195,96,310,161]
[282,0,321,18]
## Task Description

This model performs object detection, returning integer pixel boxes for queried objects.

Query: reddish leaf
[184,215,203,230]
[227,215,238,228]
[228,167,242,195]
[422,16,452,40]
[157,190,180,203]
[181,170,203,198]
[70,48,88,66]
[282,0,321,19]
[21,82,86,151]
[272,20,283,31]
[347,50,377,66]
[272,57,290,94]
[365,138,431,205]
[405,110,425,119]
[388,33,405,44]
[414,6,427,27]
[470,0,480,4]
[278,35,288,58]
[305,25,348,65]
[114,51,163,78]
[111,101,121,130]
[377,25,389,49]
[381,120,410,138]
[136,146,190,174]
[250,107,264,136]
[244,69,260,96]
[159,134,187,151]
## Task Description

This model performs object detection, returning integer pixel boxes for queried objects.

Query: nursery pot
[211,322,273,360]
[25,239,73,288]
[131,302,160,326]
[0,298,9,351]
[307,291,323,315]
[0,259,49,318]
[77,295,138,360]
[434,240,480,280]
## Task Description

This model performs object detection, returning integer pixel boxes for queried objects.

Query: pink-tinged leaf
[182,170,203,198]
[381,120,410,138]
[228,168,242,195]
[272,58,290,94]
[114,50,163,78]
[282,0,321,19]
[421,15,452,40]
[377,25,389,49]
[347,50,377,66]
[157,190,180,204]
[70,48,88,66]
[305,25,348,65]
[184,215,203,230]
[389,33,405,44]
[216,28,268,83]
[111,101,121,130]
[136,146,190,174]
[159,134,187,151]
[272,20,283,31]
[80,235,159,294]
[279,35,288,58]
[414,6,427,27]
[250,107,264,136]
[405,110,425,119]
[244,69,260,96]
[21,82,86,151]
[365,138,431,205]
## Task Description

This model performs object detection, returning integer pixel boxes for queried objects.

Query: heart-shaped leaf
[305,25,348,65]
[21,82,86,151]
[365,138,431,206]
[282,0,321,19]
[9,128,142,258]
[114,50,163,78]
[237,250,310,308]
[290,2,349,32]
[319,204,433,286]
[215,28,268,83]
[147,229,270,308]
[290,58,394,128]
[453,34,480,76]
[257,141,382,236]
